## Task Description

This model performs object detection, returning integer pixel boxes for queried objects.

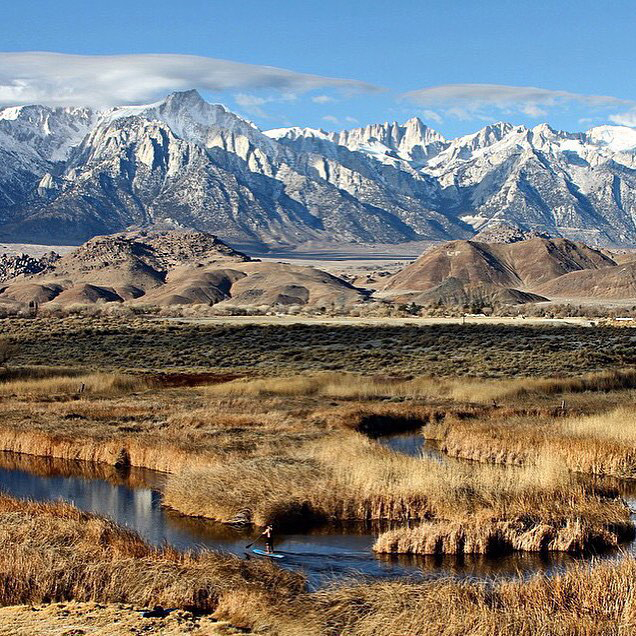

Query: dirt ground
[159,314,597,327]
[0,603,247,636]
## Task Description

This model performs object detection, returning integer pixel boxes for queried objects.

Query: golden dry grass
[0,368,634,550]
[373,517,633,555]
[4,365,636,634]
[5,493,636,636]
[299,558,636,636]
[0,370,148,397]
[207,368,636,403]
[0,495,303,612]
[163,431,633,549]
[433,405,636,478]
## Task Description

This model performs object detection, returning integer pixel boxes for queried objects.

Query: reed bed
[207,368,636,403]
[297,558,636,636]
[373,517,633,555]
[163,432,632,545]
[0,371,149,397]
[4,492,636,636]
[0,495,304,612]
[434,406,636,478]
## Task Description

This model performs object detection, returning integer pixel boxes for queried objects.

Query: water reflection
[376,431,445,461]
[0,451,634,588]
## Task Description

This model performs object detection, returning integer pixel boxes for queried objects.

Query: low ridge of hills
[2,230,636,313]
[0,231,364,310]
[381,236,625,305]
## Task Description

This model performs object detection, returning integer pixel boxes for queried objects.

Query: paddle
[245,537,260,549]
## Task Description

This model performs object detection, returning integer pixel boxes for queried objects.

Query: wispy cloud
[233,92,296,117]
[403,83,633,121]
[321,114,359,126]
[0,52,382,108]
[420,109,443,124]
[312,95,336,104]
[609,111,636,127]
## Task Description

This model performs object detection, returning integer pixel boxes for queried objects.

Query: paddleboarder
[245,523,284,558]
[260,523,274,554]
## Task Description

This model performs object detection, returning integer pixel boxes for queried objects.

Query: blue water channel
[1,434,632,588]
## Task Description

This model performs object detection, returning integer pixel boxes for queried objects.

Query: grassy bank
[430,406,636,478]
[0,495,303,612]
[3,494,636,636]
[208,368,636,403]
[0,368,634,550]
[298,558,636,636]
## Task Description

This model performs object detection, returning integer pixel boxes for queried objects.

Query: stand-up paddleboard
[252,548,285,559]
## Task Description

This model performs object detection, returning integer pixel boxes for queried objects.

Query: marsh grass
[435,406,636,478]
[208,368,636,404]
[373,516,633,556]
[295,559,636,636]
[0,495,304,611]
[3,492,636,636]
[163,431,633,547]
[0,372,148,397]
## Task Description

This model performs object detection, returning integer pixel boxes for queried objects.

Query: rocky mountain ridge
[3,91,636,247]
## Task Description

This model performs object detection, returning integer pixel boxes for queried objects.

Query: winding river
[1,434,634,588]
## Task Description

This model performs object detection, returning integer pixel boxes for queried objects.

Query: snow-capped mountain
[275,117,636,246]
[2,89,636,247]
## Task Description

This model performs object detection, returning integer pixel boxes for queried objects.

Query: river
[1,433,633,588]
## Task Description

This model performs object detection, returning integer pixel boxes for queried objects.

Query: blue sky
[1,0,635,138]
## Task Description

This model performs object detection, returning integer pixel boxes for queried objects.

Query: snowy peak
[326,117,446,164]
[5,89,636,249]
[99,89,261,149]
[0,104,96,162]
[264,126,330,141]
[586,125,636,152]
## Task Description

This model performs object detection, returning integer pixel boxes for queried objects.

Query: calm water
[0,448,634,588]
[376,431,445,460]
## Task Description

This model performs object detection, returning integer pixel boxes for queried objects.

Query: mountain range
[4,90,636,248]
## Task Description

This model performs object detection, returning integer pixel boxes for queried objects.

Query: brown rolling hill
[383,238,615,292]
[0,231,366,310]
[381,237,617,304]
[536,262,636,300]
[140,262,362,309]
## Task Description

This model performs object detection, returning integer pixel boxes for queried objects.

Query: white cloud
[420,109,442,124]
[233,92,297,117]
[403,83,633,121]
[609,111,636,127]
[322,115,358,128]
[520,103,548,117]
[0,51,381,108]
[312,95,336,104]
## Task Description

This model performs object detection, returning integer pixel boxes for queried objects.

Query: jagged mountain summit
[3,90,636,248]
[271,120,636,246]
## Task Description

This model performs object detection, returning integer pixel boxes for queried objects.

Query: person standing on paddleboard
[260,523,274,554]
